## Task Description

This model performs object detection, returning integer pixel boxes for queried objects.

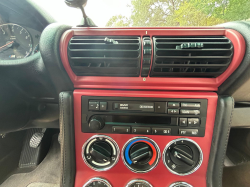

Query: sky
[32,0,132,27]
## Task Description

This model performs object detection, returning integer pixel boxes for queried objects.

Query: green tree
[106,0,250,27]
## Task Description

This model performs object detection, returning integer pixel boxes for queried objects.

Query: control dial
[89,116,105,131]
[123,137,160,173]
[163,138,203,176]
[83,177,112,187]
[169,182,193,187]
[83,135,119,171]
[126,179,153,187]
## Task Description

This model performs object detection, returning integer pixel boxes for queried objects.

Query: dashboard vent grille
[68,36,141,76]
[150,36,233,77]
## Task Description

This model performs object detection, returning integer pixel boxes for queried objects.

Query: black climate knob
[90,141,112,163]
[83,135,120,171]
[89,116,104,131]
[163,138,203,176]
[171,145,195,166]
[130,142,153,164]
[123,137,160,173]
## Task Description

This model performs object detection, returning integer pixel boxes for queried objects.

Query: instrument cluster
[0,23,41,60]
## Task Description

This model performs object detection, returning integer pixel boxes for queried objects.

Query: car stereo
[81,96,207,137]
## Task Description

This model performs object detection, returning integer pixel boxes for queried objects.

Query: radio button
[132,127,151,134]
[179,129,199,136]
[112,126,130,134]
[188,118,200,126]
[179,118,188,126]
[168,102,180,108]
[89,101,100,110]
[152,128,171,135]
[168,109,179,114]
[181,102,201,108]
[155,102,166,113]
[180,109,200,115]
[100,102,107,110]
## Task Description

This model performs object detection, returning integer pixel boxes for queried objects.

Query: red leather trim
[60,28,245,91]
[74,90,218,187]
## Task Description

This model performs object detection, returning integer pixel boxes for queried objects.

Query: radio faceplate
[81,97,207,137]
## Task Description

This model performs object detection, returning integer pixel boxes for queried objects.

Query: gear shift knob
[64,0,87,9]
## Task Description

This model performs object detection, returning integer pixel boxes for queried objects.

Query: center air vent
[68,36,141,76]
[151,36,233,77]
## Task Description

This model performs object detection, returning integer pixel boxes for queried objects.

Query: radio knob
[89,116,104,131]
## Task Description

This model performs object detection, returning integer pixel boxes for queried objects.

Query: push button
[155,102,166,113]
[168,102,180,108]
[180,109,200,115]
[89,101,100,110]
[188,118,200,126]
[100,102,107,110]
[112,126,130,134]
[168,109,179,114]
[152,128,171,135]
[179,118,187,126]
[132,127,151,134]
[179,129,199,136]
[181,102,201,108]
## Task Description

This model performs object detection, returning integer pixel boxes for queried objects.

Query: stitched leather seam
[218,97,234,187]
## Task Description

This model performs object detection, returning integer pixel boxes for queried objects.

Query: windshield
[33,0,250,27]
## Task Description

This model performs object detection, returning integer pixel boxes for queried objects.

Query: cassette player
[81,96,207,137]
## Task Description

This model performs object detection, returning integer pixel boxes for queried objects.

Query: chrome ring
[163,138,203,176]
[169,182,193,187]
[82,135,120,172]
[126,179,153,187]
[122,136,161,173]
[82,177,112,187]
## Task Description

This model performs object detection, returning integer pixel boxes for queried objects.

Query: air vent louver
[151,36,233,77]
[68,36,141,76]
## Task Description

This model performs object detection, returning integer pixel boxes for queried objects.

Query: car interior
[1,0,250,187]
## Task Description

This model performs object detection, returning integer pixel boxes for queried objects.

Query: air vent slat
[150,36,233,78]
[68,36,141,76]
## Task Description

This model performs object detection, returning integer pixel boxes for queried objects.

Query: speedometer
[0,23,32,60]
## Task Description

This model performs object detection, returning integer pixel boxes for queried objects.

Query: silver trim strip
[82,177,112,187]
[162,138,203,176]
[126,179,153,187]
[82,135,120,172]
[169,182,193,187]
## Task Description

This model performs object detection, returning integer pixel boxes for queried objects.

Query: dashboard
[1,1,250,187]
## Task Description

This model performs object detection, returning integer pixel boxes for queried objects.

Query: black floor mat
[1,135,60,187]
[223,162,250,187]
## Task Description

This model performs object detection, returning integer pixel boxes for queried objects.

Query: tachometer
[0,23,32,60]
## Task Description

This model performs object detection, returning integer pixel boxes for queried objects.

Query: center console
[55,26,245,187]
[74,90,218,187]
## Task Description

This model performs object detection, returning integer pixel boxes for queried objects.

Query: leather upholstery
[59,92,75,187]
[207,96,234,187]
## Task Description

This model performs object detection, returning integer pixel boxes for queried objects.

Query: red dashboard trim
[74,90,218,187]
[60,28,245,91]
